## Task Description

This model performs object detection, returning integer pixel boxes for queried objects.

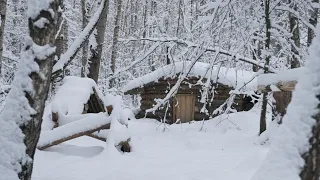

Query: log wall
[133,77,253,124]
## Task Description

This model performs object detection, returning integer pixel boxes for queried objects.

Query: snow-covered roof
[51,76,104,115]
[257,67,305,86]
[122,61,257,93]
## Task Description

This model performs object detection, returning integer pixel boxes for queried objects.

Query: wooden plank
[191,95,195,121]
[38,123,110,150]
[180,96,185,123]
[38,114,111,150]
[86,133,107,142]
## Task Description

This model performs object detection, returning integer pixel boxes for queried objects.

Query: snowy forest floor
[32,108,271,180]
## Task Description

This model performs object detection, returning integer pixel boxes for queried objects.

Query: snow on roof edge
[122,61,257,93]
[257,67,305,86]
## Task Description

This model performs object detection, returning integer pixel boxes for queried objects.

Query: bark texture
[87,0,109,83]
[18,1,62,179]
[0,0,7,75]
[300,98,320,180]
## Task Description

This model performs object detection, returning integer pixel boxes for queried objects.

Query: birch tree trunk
[81,0,89,77]
[109,0,122,87]
[19,0,62,179]
[0,0,7,75]
[259,0,271,135]
[87,0,109,83]
[308,0,319,47]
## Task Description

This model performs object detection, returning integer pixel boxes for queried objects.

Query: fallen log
[38,113,111,150]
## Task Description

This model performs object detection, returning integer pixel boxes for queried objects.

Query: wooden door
[173,95,195,123]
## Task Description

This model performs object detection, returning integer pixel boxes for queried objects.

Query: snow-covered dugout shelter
[123,62,256,124]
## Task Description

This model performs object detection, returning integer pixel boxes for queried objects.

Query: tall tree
[289,0,300,68]
[81,0,89,77]
[308,0,319,47]
[109,0,122,87]
[19,0,62,178]
[0,0,62,179]
[0,0,7,75]
[87,0,109,83]
[52,2,68,94]
[259,0,271,135]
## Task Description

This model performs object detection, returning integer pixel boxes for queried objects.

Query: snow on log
[37,113,111,150]
[257,67,304,92]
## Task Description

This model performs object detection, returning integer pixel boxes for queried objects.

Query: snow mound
[51,76,104,115]
[122,61,257,93]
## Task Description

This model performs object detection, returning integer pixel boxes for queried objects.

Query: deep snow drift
[32,108,271,180]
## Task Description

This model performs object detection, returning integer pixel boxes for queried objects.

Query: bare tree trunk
[0,0,7,75]
[259,0,271,135]
[289,1,300,68]
[87,0,109,83]
[81,0,89,77]
[52,6,68,94]
[176,0,182,36]
[308,0,319,47]
[148,0,156,71]
[18,0,62,179]
[109,0,122,87]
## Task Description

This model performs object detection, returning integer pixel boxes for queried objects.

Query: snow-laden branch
[52,0,108,74]
[120,37,275,72]
[275,6,316,32]
[107,42,163,81]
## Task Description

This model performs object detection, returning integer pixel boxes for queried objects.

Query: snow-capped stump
[51,76,107,127]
